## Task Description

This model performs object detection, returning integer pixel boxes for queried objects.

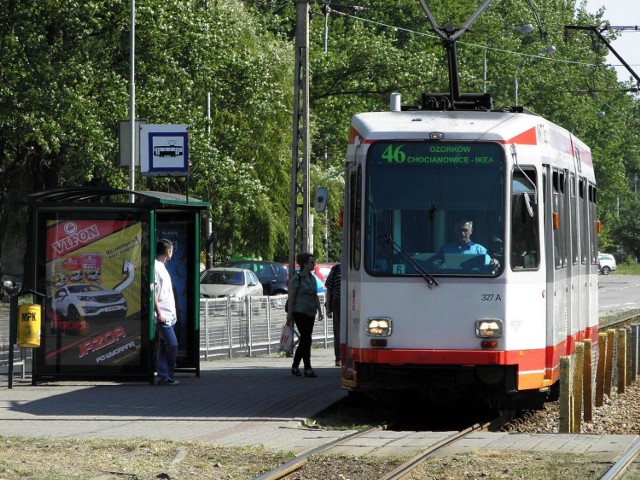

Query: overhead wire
[314,2,635,111]
[319,5,598,68]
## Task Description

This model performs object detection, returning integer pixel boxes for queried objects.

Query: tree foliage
[0,0,294,271]
[300,0,640,257]
[1,0,640,275]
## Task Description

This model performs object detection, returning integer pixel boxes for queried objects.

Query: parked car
[200,267,263,298]
[51,284,128,321]
[216,260,289,295]
[597,252,617,275]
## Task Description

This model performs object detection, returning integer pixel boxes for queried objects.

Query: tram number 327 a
[481,293,502,301]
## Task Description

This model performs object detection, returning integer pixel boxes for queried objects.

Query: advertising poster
[43,219,143,368]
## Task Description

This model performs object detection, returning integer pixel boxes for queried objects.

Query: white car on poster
[51,284,128,321]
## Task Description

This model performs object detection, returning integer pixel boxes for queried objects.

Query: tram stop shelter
[16,187,209,384]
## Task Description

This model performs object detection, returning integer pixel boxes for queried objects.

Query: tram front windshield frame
[365,141,505,277]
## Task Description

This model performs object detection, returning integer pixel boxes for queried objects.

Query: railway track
[253,414,504,480]
[599,436,640,480]
[599,310,640,331]
[253,424,389,480]
[378,421,493,480]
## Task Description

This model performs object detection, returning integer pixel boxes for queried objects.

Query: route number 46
[382,145,406,163]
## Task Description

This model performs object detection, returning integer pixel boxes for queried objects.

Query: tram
[336,1,600,409]
[339,94,599,408]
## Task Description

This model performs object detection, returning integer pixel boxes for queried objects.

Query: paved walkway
[1,347,638,461]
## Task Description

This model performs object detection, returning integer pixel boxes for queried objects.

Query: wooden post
[596,332,607,407]
[584,339,593,422]
[605,329,615,398]
[632,325,639,383]
[626,327,633,386]
[618,328,627,394]
[573,343,584,432]
[559,355,572,433]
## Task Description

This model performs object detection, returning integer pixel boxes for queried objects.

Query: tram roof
[352,110,566,143]
[350,109,594,172]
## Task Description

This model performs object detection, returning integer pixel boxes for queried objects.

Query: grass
[404,452,609,479]
[0,436,292,480]
[613,263,640,275]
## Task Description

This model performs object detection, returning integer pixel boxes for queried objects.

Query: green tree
[0,0,295,273]
[610,195,640,261]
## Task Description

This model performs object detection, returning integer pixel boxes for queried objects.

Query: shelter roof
[20,187,209,209]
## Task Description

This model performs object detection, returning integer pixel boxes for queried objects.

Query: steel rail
[253,424,387,480]
[600,436,640,480]
[378,420,493,480]
[600,311,640,331]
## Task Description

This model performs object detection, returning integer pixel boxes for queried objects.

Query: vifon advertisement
[43,218,144,368]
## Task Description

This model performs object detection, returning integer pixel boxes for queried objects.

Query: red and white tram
[339,95,599,408]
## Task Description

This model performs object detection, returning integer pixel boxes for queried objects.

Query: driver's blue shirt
[439,241,491,266]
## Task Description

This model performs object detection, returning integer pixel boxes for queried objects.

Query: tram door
[568,172,583,342]
[545,167,572,358]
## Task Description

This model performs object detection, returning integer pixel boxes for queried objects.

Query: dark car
[215,260,289,295]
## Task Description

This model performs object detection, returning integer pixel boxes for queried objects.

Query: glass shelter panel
[156,213,201,371]
[365,142,505,277]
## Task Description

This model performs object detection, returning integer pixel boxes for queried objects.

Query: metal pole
[484,25,533,94]
[323,7,329,54]
[206,215,213,268]
[515,66,519,106]
[289,0,311,270]
[483,47,488,93]
[129,0,136,202]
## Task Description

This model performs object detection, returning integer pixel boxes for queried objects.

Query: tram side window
[511,168,540,270]
[553,170,567,269]
[589,183,598,264]
[580,179,587,264]
[570,173,579,265]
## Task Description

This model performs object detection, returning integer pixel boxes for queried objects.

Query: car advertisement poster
[43,219,143,367]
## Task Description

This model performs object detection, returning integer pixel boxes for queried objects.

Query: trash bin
[17,303,41,348]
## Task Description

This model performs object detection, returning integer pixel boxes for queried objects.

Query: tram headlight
[367,317,392,336]
[475,319,503,338]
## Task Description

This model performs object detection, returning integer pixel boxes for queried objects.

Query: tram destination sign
[371,142,501,166]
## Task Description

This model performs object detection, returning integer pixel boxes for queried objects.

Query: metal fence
[0,294,334,372]
[199,293,333,359]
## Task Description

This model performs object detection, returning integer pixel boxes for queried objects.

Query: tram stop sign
[140,124,188,176]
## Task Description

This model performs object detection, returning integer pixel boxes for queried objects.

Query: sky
[584,0,639,83]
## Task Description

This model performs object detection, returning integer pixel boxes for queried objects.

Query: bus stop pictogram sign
[140,124,188,176]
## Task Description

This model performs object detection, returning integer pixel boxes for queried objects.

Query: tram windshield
[365,141,505,277]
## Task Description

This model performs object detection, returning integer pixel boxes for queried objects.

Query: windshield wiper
[381,235,439,289]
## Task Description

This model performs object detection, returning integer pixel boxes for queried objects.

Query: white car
[51,284,128,321]
[200,267,263,298]
[597,253,617,275]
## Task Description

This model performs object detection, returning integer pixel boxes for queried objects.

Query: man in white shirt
[154,238,180,385]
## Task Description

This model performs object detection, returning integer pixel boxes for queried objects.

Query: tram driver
[438,219,500,272]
